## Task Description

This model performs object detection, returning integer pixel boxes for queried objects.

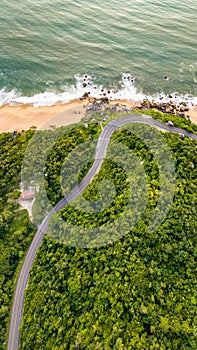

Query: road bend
[7,115,197,350]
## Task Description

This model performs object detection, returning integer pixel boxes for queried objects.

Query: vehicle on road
[167,120,174,127]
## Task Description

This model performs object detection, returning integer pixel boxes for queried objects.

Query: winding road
[7,114,197,350]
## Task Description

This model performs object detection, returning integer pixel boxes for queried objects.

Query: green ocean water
[0,0,197,106]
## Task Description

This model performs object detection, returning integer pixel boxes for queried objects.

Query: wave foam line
[0,74,197,109]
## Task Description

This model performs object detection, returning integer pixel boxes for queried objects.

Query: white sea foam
[0,88,21,107]
[0,74,196,109]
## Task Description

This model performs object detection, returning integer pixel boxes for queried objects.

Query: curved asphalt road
[7,114,197,350]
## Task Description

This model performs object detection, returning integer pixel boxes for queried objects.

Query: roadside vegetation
[0,111,196,349]
[0,131,36,350]
[20,118,197,350]
[144,109,197,134]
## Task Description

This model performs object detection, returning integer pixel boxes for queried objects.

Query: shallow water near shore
[0,0,197,106]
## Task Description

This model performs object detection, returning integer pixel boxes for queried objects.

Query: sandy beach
[186,109,197,125]
[0,99,135,132]
[0,99,197,132]
[0,100,90,132]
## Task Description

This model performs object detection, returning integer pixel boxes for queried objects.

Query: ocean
[0,0,197,107]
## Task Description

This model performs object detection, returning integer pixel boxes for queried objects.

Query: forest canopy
[20,116,197,349]
[0,111,197,350]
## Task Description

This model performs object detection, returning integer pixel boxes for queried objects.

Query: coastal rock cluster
[80,74,192,121]
[84,98,132,115]
[135,98,191,119]
[81,94,191,120]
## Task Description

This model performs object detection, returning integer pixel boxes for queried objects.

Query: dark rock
[82,92,89,99]
[100,97,109,103]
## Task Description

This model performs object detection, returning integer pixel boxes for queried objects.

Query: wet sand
[0,99,196,132]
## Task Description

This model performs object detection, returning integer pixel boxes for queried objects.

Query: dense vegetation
[17,117,197,349]
[0,122,101,349]
[0,131,36,350]
[0,112,196,349]
[144,109,197,134]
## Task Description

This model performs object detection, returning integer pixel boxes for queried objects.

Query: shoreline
[0,98,197,132]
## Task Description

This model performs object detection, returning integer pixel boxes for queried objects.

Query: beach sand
[187,108,197,125]
[0,99,197,132]
[0,100,89,132]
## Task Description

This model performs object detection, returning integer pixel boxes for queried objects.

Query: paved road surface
[7,115,197,350]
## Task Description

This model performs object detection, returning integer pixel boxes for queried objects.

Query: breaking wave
[0,74,197,108]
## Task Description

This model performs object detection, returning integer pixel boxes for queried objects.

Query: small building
[20,189,35,201]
